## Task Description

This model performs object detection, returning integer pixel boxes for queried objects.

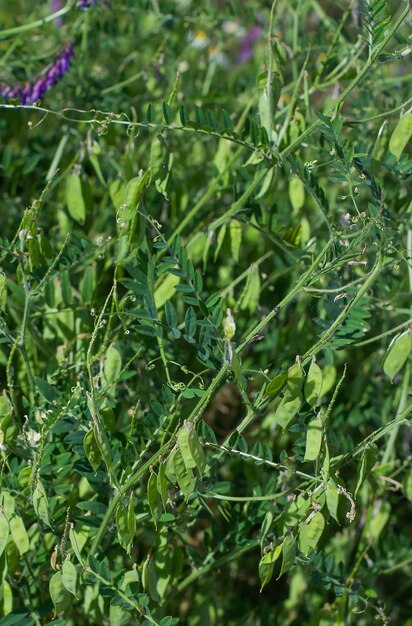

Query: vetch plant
[0,1,411,625]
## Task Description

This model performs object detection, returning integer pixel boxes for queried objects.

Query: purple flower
[78,0,98,8]
[1,43,74,105]
[237,25,262,63]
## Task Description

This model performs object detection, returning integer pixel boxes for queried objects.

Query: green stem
[266,0,280,145]
[0,4,72,39]
[237,236,336,352]
[301,244,384,363]
[351,317,412,348]
[176,540,258,592]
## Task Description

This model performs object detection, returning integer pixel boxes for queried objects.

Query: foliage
[0,0,411,624]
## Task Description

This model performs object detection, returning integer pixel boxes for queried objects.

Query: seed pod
[382,330,411,382]
[304,415,323,462]
[304,359,323,408]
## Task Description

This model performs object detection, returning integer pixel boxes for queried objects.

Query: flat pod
[304,415,323,462]
[177,426,197,470]
[66,172,85,224]
[298,511,325,555]
[389,112,412,160]
[274,392,303,430]
[287,362,303,395]
[62,559,78,597]
[173,449,196,499]
[382,330,411,382]
[147,472,162,527]
[304,359,323,408]
[116,499,135,554]
[265,372,287,398]
[83,429,102,473]
[103,345,122,386]
[49,571,73,615]
[0,512,9,558]
[156,462,169,509]
[259,543,282,590]
[32,480,51,527]
[9,514,29,556]
[279,534,296,577]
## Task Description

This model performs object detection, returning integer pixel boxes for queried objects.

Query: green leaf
[66,173,86,224]
[368,501,390,542]
[184,307,197,339]
[79,266,95,304]
[382,330,411,382]
[34,377,57,403]
[162,102,171,124]
[60,270,73,306]
[179,105,189,126]
[165,300,178,329]
[142,556,160,602]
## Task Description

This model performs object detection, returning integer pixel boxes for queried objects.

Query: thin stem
[301,244,384,364]
[176,541,258,592]
[351,317,412,348]
[237,236,336,352]
[0,4,72,39]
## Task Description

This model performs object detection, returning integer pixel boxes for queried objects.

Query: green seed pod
[304,415,323,462]
[304,359,323,408]
[382,330,411,382]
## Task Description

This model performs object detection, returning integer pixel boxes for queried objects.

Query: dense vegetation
[0,1,411,624]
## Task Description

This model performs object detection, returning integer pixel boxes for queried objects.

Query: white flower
[189,30,209,49]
